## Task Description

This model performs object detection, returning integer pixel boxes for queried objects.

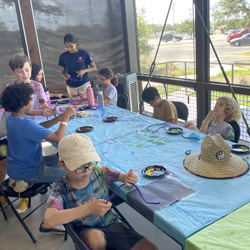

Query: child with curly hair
[184,96,241,141]
[1,83,75,213]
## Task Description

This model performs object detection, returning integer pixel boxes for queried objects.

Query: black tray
[167,127,183,134]
[103,117,118,122]
[142,165,168,177]
[230,144,250,153]
[76,126,93,133]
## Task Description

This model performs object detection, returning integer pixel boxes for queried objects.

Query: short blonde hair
[218,96,241,122]
[9,54,31,71]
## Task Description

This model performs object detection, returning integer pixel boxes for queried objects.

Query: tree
[136,8,153,64]
[212,0,250,29]
[175,20,194,35]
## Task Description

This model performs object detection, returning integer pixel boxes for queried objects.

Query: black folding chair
[117,94,129,109]
[172,101,189,122]
[0,179,49,243]
[229,120,240,143]
[64,223,90,250]
[64,189,133,250]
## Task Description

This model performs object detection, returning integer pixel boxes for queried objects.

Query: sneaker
[0,196,7,206]
[16,198,29,214]
[39,221,65,234]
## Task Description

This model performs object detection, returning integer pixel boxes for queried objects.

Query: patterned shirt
[206,119,235,141]
[46,166,120,228]
[7,80,46,110]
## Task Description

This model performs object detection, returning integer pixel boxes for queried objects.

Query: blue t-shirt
[6,114,51,180]
[58,49,94,88]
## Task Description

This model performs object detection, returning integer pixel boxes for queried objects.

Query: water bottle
[87,86,95,107]
[44,86,51,106]
[96,85,105,117]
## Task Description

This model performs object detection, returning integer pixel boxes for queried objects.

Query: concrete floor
[0,192,182,250]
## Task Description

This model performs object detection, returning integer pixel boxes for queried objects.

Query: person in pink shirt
[0,54,55,213]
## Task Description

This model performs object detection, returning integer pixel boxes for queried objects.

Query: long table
[47,105,250,247]
[185,202,250,250]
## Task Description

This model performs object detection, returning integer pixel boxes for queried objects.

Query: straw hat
[183,134,249,179]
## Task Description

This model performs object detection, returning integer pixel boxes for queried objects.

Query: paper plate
[167,127,183,134]
[141,165,168,177]
[79,106,91,111]
[76,126,93,133]
[103,117,118,122]
[230,144,250,153]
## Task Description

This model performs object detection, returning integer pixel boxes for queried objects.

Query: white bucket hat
[58,133,101,171]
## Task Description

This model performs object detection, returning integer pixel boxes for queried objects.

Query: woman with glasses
[58,33,97,99]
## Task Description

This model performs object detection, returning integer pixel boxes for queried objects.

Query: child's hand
[42,108,54,117]
[79,91,87,100]
[52,106,59,115]
[124,169,138,187]
[63,74,70,80]
[63,107,76,119]
[88,199,112,216]
[205,110,215,121]
[76,69,86,78]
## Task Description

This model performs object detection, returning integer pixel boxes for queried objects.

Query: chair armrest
[63,223,90,250]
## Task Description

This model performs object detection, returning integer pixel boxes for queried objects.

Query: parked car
[162,34,182,42]
[182,34,191,40]
[225,30,233,35]
[230,33,250,46]
[227,28,250,42]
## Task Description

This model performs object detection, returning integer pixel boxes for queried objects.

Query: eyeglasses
[97,77,108,82]
[64,45,75,50]
[74,162,97,174]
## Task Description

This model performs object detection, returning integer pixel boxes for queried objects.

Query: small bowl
[231,144,250,153]
[166,127,183,134]
[79,106,91,111]
[103,117,118,122]
[76,126,93,133]
[57,100,70,105]
[141,165,168,177]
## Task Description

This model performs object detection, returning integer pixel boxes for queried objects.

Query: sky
[136,0,219,25]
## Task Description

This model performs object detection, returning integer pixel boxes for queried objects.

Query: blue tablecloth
[47,106,250,246]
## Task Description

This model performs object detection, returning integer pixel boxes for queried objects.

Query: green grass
[141,62,195,77]
[141,56,250,105]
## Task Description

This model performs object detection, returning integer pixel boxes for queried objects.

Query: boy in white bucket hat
[43,133,158,250]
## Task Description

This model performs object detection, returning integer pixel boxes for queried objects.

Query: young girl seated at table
[80,68,118,106]
[96,68,118,106]
[1,82,75,213]
[184,96,241,141]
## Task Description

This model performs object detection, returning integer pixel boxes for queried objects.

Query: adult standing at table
[58,33,97,99]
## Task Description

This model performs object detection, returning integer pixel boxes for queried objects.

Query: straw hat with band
[184,134,249,179]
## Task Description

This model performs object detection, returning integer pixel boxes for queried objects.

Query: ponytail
[111,75,118,87]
